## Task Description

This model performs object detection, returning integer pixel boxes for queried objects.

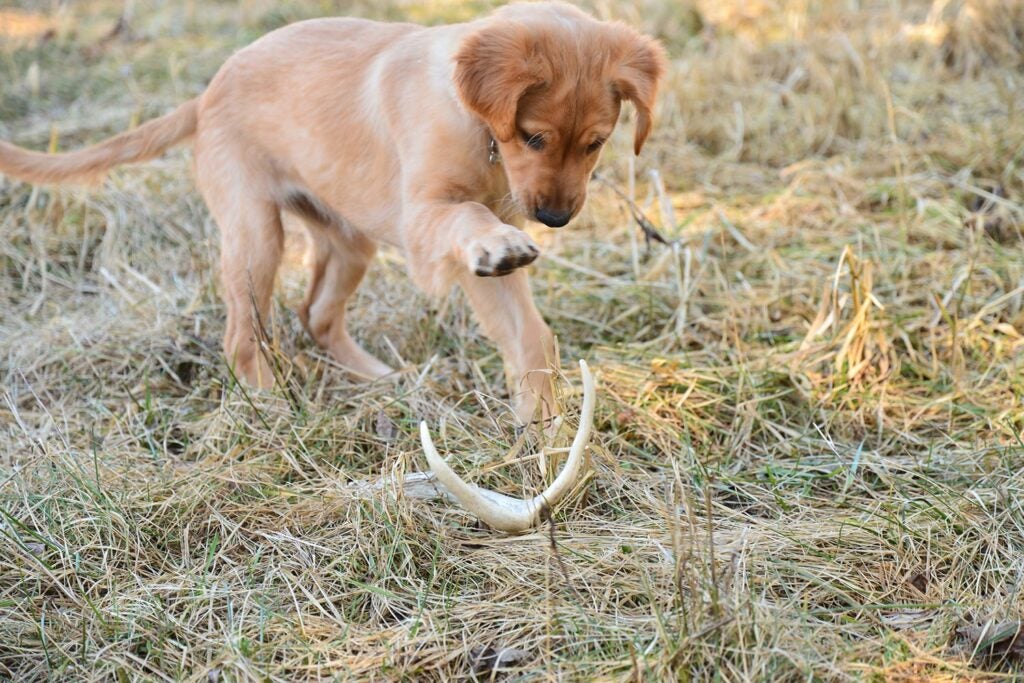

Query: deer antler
[418,360,596,532]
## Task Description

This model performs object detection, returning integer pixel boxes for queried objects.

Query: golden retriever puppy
[0,2,666,422]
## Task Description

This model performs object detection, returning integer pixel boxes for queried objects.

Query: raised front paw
[466,225,540,277]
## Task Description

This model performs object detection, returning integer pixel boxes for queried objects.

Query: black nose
[535,207,572,228]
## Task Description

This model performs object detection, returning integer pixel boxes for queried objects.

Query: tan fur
[0,2,666,423]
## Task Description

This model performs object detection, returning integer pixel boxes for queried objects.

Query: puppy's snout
[535,207,573,228]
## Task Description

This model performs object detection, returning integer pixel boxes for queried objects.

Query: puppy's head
[454,2,667,227]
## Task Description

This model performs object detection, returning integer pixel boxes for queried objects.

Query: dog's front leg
[457,269,556,424]
[404,201,557,424]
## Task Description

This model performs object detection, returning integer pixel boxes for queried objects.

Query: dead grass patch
[2,0,1024,680]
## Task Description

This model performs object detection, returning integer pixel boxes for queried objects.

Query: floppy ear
[454,25,550,142]
[612,32,668,155]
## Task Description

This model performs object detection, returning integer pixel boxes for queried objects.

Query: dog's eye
[520,130,546,151]
[586,138,605,154]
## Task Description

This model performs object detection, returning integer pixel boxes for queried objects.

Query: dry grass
[2,0,1023,680]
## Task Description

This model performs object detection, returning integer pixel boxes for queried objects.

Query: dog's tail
[0,98,198,185]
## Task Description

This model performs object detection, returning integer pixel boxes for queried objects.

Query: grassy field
[2,0,1024,680]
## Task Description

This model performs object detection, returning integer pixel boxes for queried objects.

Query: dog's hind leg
[196,152,285,387]
[299,226,394,380]
[217,199,284,387]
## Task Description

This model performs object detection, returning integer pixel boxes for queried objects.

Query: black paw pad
[493,249,538,274]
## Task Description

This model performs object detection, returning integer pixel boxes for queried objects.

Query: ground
[2,0,1024,680]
